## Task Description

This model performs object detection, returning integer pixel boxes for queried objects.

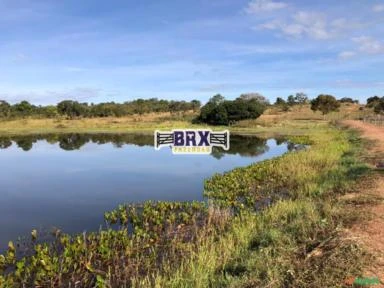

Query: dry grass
[0,104,375,137]
[0,112,202,135]
[261,103,367,121]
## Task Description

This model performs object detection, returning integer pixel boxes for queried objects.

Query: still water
[0,133,289,249]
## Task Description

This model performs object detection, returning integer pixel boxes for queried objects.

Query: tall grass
[150,126,370,287]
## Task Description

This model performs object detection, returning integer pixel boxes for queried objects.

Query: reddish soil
[343,120,384,287]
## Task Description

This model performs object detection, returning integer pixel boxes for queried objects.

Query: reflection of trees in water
[0,137,12,149]
[211,136,268,159]
[286,142,307,152]
[58,134,89,151]
[0,134,279,158]
[16,139,34,151]
[275,136,287,146]
[0,134,154,151]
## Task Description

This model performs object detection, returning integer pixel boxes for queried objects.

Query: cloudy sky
[0,0,383,104]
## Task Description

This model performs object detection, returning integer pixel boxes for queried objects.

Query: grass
[0,113,199,135]
[0,103,373,137]
[151,125,371,288]
[0,120,373,287]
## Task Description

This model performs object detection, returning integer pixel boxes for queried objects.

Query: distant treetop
[238,93,270,105]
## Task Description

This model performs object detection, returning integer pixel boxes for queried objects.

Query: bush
[196,95,266,125]
[310,94,340,115]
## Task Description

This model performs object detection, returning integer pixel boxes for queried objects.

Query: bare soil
[343,120,384,287]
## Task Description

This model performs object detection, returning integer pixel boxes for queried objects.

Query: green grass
[149,126,371,288]
[0,121,372,287]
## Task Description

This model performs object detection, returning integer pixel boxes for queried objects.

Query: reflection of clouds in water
[64,167,93,173]
[0,134,290,251]
[193,161,203,168]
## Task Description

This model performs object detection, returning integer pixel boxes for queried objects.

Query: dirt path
[343,120,384,286]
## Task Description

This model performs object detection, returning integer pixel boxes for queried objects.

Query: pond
[0,133,289,250]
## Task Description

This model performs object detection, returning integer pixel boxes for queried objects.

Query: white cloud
[245,0,287,13]
[373,4,384,12]
[333,79,384,88]
[222,43,309,55]
[258,11,349,40]
[338,36,384,60]
[0,88,102,104]
[353,36,384,54]
[198,83,228,92]
[338,51,356,59]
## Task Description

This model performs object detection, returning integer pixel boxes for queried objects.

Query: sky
[0,0,383,105]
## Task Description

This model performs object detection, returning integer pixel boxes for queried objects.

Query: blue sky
[0,0,383,104]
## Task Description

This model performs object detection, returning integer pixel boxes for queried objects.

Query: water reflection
[0,133,290,250]
[0,133,275,157]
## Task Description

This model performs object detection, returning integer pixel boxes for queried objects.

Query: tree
[0,98,208,119]
[12,101,34,117]
[294,92,308,105]
[225,98,264,124]
[373,97,384,114]
[274,97,286,105]
[40,105,58,118]
[287,95,295,106]
[191,100,201,112]
[310,94,340,115]
[0,100,11,118]
[196,95,265,125]
[57,100,86,119]
[274,97,289,111]
[367,96,380,108]
[238,93,269,106]
[339,97,358,104]
[287,93,308,106]
[209,94,225,105]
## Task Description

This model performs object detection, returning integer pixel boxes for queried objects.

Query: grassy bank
[0,122,371,287]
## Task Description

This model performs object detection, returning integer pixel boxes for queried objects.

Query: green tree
[57,100,86,119]
[294,92,308,104]
[339,97,358,104]
[274,97,289,111]
[191,100,201,112]
[310,94,340,115]
[373,97,384,114]
[210,94,225,105]
[287,95,295,106]
[367,96,380,108]
[40,105,58,118]
[0,100,11,118]
[274,97,286,105]
[196,95,265,125]
[238,93,269,105]
[12,101,34,117]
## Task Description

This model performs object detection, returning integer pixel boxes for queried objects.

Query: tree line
[0,98,201,119]
[1,93,382,124]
